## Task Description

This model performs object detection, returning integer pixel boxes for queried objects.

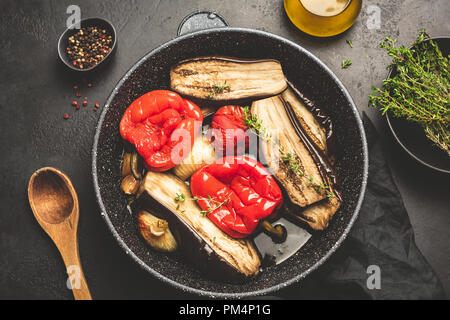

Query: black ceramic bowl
[58,17,117,72]
[92,28,368,298]
[386,37,450,174]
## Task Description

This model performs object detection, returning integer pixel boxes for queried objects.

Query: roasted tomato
[210,105,249,156]
[120,90,203,171]
[190,156,283,238]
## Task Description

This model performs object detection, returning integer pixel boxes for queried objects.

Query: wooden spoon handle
[58,238,92,300]
[66,264,92,300]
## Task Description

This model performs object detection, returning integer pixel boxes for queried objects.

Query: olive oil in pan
[284,0,362,37]
[254,218,311,267]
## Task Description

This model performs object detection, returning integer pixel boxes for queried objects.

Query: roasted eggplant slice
[281,88,328,154]
[170,56,287,101]
[286,172,342,231]
[300,193,341,230]
[137,171,261,281]
[285,80,336,158]
[252,96,327,207]
[252,92,342,230]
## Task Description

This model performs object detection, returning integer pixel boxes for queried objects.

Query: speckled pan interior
[92,28,368,298]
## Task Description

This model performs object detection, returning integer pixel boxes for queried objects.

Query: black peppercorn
[66,26,113,69]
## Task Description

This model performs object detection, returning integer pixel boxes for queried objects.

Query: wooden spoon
[28,167,92,300]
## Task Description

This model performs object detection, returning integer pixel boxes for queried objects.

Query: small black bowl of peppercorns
[58,17,117,72]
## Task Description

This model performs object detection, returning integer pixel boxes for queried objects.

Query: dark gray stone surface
[0,0,448,299]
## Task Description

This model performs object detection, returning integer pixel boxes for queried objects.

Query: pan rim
[92,27,369,299]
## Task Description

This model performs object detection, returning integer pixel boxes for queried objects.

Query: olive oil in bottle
[284,0,362,37]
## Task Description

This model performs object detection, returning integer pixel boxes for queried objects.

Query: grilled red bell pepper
[211,105,249,156]
[190,156,283,238]
[120,90,203,171]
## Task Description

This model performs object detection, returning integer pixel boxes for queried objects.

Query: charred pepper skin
[190,156,283,238]
[120,90,203,172]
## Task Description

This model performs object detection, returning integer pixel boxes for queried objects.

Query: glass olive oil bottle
[284,0,362,37]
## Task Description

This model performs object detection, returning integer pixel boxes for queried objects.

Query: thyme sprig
[200,197,231,217]
[243,106,273,142]
[369,31,449,156]
[206,81,231,99]
[281,152,305,177]
[342,59,352,69]
[174,193,231,217]
[174,193,186,202]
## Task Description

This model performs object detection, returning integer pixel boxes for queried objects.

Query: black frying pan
[92,25,368,298]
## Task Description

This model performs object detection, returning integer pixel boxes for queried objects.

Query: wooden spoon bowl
[28,167,91,300]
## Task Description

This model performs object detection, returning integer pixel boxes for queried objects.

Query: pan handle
[177,11,229,37]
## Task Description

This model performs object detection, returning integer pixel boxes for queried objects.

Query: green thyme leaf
[342,59,352,69]
[174,193,186,202]
[206,81,231,99]
[199,196,231,217]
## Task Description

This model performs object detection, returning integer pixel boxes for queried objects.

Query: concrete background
[0,0,448,299]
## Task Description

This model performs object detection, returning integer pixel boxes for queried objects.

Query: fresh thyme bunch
[369,31,450,156]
